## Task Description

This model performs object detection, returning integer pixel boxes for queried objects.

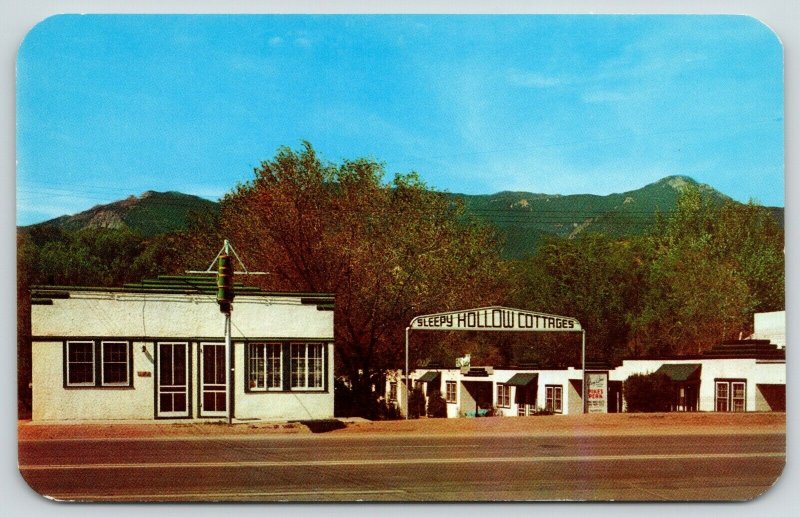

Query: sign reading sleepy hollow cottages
[410,306,582,332]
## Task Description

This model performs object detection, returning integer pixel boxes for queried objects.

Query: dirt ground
[18,412,785,441]
[339,411,786,436]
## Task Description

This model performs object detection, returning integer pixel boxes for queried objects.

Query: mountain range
[23,176,783,259]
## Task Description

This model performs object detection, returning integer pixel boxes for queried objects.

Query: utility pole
[187,239,266,425]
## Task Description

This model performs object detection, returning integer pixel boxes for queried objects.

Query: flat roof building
[30,276,335,422]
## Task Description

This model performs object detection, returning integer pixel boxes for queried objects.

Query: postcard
[16,14,785,502]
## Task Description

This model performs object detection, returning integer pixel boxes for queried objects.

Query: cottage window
[716,380,747,412]
[248,343,282,391]
[64,340,132,388]
[101,341,130,386]
[291,343,324,390]
[497,384,510,408]
[66,341,94,386]
[446,381,457,403]
[732,382,746,412]
[388,381,397,402]
[546,385,563,413]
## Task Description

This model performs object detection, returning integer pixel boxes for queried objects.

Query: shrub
[334,378,403,420]
[375,399,404,420]
[426,390,447,418]
[408,387,426,419]
[333,379,355,418]
[483,406,501,417]
[623,372,674,412]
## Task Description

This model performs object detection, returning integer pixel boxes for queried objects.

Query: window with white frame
[497,384,510,408]
[546,385,563,413]
[101,341,130,386]
[731,381,746,412]
[66,341,95,386]
[291,343,324,390]
[716,380,746,412]
[388,381,397,402]
[446,381,457,403]
[248,343,283,391]
[65,340,132,388]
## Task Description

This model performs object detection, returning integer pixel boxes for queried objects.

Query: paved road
[18,432,785,502]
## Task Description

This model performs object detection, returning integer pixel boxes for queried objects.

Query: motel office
[29,276,335,422]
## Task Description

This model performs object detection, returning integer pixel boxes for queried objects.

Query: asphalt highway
[18,432,785,502]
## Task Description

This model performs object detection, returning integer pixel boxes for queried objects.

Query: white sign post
[404,306,587,417]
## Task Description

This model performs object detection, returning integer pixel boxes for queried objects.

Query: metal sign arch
[404,306,587,416]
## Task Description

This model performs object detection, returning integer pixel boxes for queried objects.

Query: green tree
[217,143,506,413]
[510,233,648,365]
[17,231,36,417]
[629,186,783,356]
[23,226,153,287]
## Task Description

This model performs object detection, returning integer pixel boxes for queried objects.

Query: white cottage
[611,339,786,412]
[389,365,598,418]
[30,276,335,422]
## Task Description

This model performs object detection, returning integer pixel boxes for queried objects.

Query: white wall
[32,292,333,339]
[753,311,785,348]
[233,342,334,420]
[32,340,156,421]
[539,368,584,415]
[437,370,462,418]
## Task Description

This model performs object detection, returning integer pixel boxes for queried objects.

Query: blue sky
[16,15,784,225]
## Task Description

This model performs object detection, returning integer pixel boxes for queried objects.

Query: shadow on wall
[292,419,348,433]
[461,381,493,417]
[756,384,785,411]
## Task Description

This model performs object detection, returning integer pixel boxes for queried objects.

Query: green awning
[505,372,538,387]
[655,363,702,382]
[417,371,441,383]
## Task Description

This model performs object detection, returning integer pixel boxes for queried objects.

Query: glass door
[157,343,189,418]
[200,343,227,417]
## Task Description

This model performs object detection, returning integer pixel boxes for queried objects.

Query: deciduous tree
[218,143,506,408]
[629,186,783,355]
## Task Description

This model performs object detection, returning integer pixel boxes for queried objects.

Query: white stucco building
[611,338,786,412]
[30,276,335,422]
[387,365,605,418]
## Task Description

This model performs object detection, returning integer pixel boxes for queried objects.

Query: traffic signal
[217,253,234,313]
